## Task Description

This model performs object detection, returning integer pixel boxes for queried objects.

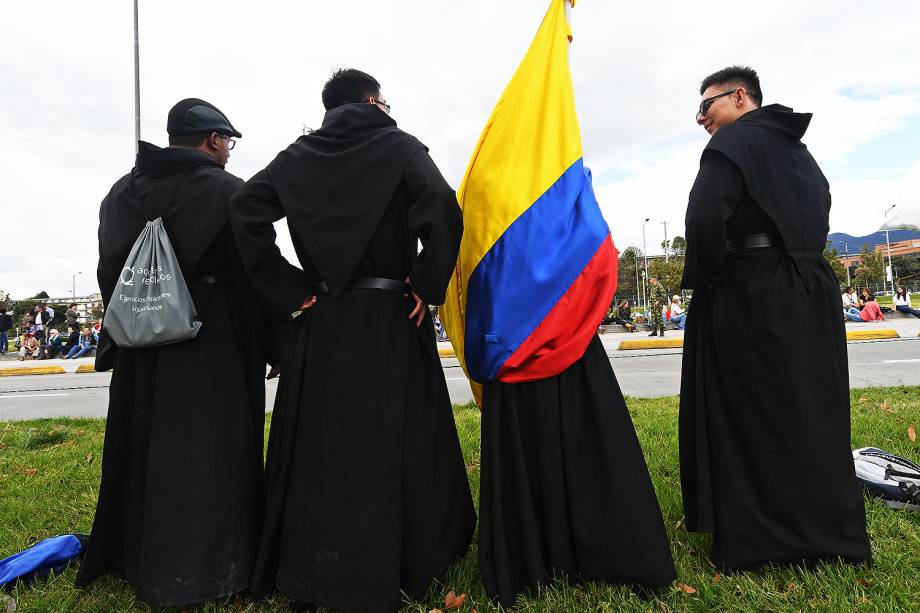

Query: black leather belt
[726,233,777,254]
[312,277,411,295]
[190,275,224,285]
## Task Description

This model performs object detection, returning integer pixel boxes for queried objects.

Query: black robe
[75,142,270,606]
[679,105,871,570]
[479,339,676,607]
[230,104,475,613]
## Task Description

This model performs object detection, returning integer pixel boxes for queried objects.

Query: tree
[650,256,684,299]
[671,236,687,257]
[854,244,885,290]
[823,241,847,288]
[30,291,49,299]
[616,246,642,304]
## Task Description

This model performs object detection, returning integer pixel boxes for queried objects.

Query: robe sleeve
[680,150,744,290]
[403,150,463,305]
[230,167,311,320]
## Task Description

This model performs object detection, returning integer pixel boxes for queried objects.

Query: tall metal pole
[642,218,649,311]
[884,204,896,296]
[634,256,640,307]
[844,242,850,287]
[72,272,82,300]
[134,0,141,153]
[662,221,669,262]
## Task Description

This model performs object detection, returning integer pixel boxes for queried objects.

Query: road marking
[883,359,920,364]
[0,393,70,399]
[445,377,468,381]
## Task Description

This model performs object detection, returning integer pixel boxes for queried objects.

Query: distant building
[46,293,105,324]
[875,238,920,257]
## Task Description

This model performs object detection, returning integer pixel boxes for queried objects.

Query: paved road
[2,330,918,421]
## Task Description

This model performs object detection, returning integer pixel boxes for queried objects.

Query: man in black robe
[230,69,475,612]
[679,66,871,571]
[76,99,271,606]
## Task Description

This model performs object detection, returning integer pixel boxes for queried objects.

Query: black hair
[321,68,381,111]
[700,65,763,107]
[846,286,855,293]
[168,132,210,147]
[896,286,906,298]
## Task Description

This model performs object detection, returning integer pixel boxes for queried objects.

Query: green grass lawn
[3,387,920,612]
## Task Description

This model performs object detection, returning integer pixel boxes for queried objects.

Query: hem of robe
[75,567,250,609]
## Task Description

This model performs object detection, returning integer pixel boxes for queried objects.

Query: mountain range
[827,230,920,254]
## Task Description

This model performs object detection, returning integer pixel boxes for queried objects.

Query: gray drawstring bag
[103,172,202,348]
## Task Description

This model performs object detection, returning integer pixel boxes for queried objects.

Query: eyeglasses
[370,97,391,113]
[215,134,236,150]
[696,89,736,119]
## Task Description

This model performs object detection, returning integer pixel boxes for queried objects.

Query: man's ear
[734,87,747,107]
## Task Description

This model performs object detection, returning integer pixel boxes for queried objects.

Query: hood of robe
[264,103,427,296]
[135,140,223,177]
[732,104,812,141]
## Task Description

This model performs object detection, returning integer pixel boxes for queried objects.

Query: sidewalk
[2,316,918,375]
[0,356,96,376]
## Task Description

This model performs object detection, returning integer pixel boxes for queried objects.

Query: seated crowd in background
[842,286,886,322]
[9,302,97,361]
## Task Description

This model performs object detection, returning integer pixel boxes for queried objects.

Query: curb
[75,364,99,373]
[0,366,66,377]
[846,329,900,341]
[618,338,684,350]
[438,347,456,358]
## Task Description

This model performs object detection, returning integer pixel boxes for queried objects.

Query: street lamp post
[884,204,896,296]
[642,218,650,311]
[661,220,669,262]
[72,272,82,300]
[634,256,640,307]
[844,242,850,287]
[134,0,141,153]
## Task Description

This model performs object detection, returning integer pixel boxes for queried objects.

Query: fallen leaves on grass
[85,453,93,464]
[15,465,37,477]
[444,590,466,609]
[675,582,697,594]
[674,519,682,530]
[785,581,797,592]
[713,572,722,582]
[878,402,895,413]
[909,424,916,442]
[857,578,870,587]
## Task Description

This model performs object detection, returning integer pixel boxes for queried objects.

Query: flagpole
[134,0,141,154]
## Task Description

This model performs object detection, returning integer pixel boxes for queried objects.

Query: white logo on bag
[120,266,135,286]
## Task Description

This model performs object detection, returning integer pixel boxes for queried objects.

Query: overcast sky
[3,0,919,299]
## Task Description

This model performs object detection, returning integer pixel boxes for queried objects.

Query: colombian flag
[443,0,618,388]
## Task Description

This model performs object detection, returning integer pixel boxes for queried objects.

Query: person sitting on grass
[42,329,63,359]
[894,286,920,318]
[842,286,863,322]
[18,332,39,361]
[858,288,885,322]
[610,299,635,332]
[669,295,686,329]
[61,326,79,356]
[65,328,95,359]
